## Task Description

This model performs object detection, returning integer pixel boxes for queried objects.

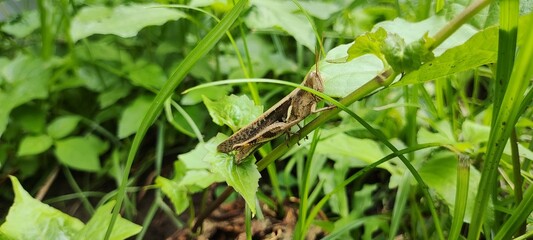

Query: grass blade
[468,9,533,239]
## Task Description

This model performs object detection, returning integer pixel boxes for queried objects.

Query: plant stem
[430,0,491,50]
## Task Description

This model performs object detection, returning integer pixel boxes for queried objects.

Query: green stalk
[104,1,249,239]
[136,122,165,240]
[295,129,321,240]
[429,0,491,51]
[468,10,533,240]
[37,0,52,59]
[449,154,470,240]
[492,0,518,123]
[389,85,418,239]
[245,204,252,240]
[510,130,523,204]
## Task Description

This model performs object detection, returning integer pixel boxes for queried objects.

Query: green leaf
[352,184,378,217]
[245,0,315,51]
[315,131,397,174]
[118,95,153,139]
[347,28,387,61]
[70,4,186,42]
[76,66,119,92]
[180,170,222,191]
[128,62,166,90]
[319,168,349,217]
[17,135,53,156]
[461,120,490,145]
[381,33,434,73]
[0,176,84,240]
[179,142,212,170]
[297,1,341,20]
[322,44,384,98]
[0,55,50,137]
[203,134,260,215]
[374,16,477,56]
[203,94,262,131]
[1,10,40,38]
[98,82,131,108]
[155,176,189,214]
[396,26,498,86]
[54,135,108,172]
[418,121,458,145]
[158,152,223,213]
[75,201,141,240]
[10,105,46,134]
[47,115,81,139]
[75,41,133,63]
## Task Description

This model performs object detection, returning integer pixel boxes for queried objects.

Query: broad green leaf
[155,176,189,214]
[245,0,315,51]
[158,150,223,213]
[461,120,490,145]
[396,26,498,86]
[1,10,40,38]
[417,151,489,223]
[322,44,384,98]
[155,148,224,214]
[418,121,458,145]
[47,115,81,139]
[75,41,133,64]
[203,94,262,132]
[172,160,187,181]
[128,62,166,90]
[374,16,477,56]
[179,142,213,169]
[178,144,225,186]
[10,105,46,134]
[75,201,141,240]
[98,82,131,108]
[118,95,153,139]
[70,4,186,42]
[17,135,53,156]
[76,66,119,92]
[54,135,108,172]
[319,168,349,217]
[315,132,397,174]
[0,55,50,138]
[347,28,387,61]
[203,134,260,215]
[297,1,341,20]
[381,33,434,73]
[180,170,222,191]
[0,176,84,240]
[352,184,378,217]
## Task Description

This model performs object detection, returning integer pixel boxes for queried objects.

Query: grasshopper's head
[305,69,324,94]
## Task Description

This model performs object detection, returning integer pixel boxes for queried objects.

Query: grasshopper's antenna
[315,33,324,72]
[314,44,320,72]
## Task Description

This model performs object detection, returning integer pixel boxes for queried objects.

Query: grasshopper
[217,52,331,163]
